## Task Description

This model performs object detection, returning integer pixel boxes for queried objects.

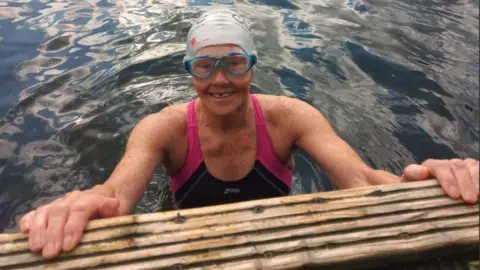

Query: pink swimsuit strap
[169,94,292,193]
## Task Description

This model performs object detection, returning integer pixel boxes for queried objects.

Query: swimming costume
[169,94,292,208]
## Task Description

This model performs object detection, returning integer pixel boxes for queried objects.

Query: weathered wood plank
[184,229,478,270]
[0,180,477,270]
[2,184,450,247]
[28,228,473,270]
[1,206,477,267]
[0,179,440,245]
[0,186,464,256]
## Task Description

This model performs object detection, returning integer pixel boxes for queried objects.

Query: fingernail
[449,186,459,197]
[45,241,55,256]
[465,191,474,201]
[63,235,72,250]
[33,234,42,248]
[413,166,425,177]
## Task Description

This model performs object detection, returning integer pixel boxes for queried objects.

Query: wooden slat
[0,185,457,255]
[21,227,475,270]
[0,180,477,270]
[0,183,448,249]
[1,204,477,267]
[186,229,478,270]
[0,179,440,244]
[5,214,477,270]
[0,198,476,257]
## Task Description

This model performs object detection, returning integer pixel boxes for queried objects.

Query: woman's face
[192,44,253,116]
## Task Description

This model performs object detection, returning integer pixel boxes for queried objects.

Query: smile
[209,92,234,98]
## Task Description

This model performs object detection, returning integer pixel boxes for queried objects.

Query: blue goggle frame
[184,53,257,79]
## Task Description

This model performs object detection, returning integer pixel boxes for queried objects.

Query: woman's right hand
[18,189,120,259]
[18,108,179,259]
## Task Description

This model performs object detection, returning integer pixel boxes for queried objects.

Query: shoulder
[254,94,331,140]
[254,94,314,125]
[148,103,188,127]
[138,103,188,132]
[129,102,189,150]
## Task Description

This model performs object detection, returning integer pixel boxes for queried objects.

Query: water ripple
[0,0,478,232]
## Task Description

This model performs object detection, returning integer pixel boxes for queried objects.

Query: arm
[281,96,478,204]
[95,105,186,214]
[19,105,185,259]
[97,108,179,215]
[279,97,399,189]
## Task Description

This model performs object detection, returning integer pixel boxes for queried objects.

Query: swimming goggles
[184,53,257,79]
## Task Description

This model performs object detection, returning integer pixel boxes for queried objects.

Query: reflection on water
[0,0,478,232]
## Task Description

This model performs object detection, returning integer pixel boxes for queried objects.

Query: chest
[165,122,294,178]
[200,122,294,159]
[199,126,256,160]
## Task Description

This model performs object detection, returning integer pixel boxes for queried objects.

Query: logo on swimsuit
[224,188,240,195]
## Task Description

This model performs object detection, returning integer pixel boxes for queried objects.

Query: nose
[211,68,229,84]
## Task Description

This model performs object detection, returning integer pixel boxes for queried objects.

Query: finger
[98,198,120,218]
[28,206,50,252]
[19,210,36,234]
[63,197,107,251]
[426,160,461,199]
[450,159,476,204]
[62,208,91,252]
[401,164,430,182]
[42,204,69,259]
[465,158,479,196]
[64,190,82,201]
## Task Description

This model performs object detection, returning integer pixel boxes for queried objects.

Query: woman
[19,8,479,259]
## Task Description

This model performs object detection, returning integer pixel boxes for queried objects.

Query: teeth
[211,92,233,98]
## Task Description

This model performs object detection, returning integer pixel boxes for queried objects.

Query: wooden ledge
[0,180,478,269]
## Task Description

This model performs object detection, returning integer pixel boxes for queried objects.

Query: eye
[194,59,214,69]
[191,58,216,75]
[225,55,248,71]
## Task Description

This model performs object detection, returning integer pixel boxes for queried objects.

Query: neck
[197,96,252,133]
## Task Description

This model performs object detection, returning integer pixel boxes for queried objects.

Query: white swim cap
[184,8,257,61]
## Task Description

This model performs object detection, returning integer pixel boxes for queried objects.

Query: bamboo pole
[0,180,477,270]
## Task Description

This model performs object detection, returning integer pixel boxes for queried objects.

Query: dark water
[0,0,478,233]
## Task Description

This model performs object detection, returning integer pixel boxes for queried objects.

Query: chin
[209,101,241,116]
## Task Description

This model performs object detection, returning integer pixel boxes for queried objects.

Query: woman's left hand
[400,158,479,204]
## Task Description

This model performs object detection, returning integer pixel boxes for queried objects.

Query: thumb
[98,197,120,218]
[400,164,430,182]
